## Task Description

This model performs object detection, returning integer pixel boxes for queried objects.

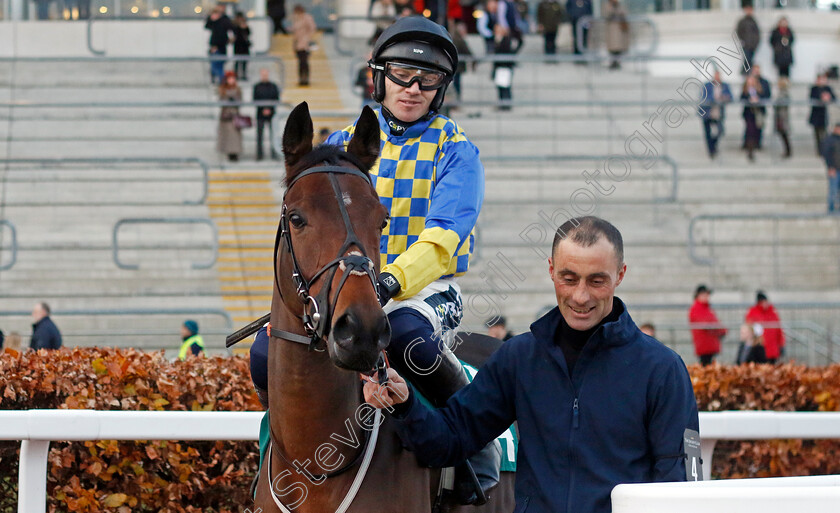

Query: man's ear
[615,263,627,288]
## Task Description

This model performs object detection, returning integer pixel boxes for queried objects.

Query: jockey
[250,15,499,505]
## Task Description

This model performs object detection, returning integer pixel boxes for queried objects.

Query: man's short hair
[551,216,624,266]
[40,302,51,315]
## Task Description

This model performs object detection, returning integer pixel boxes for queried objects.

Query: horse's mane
[286,145,371,188]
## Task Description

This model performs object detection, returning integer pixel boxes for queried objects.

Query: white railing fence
[2,410,840,512]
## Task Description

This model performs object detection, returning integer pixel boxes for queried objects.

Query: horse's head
[276,102,391,372]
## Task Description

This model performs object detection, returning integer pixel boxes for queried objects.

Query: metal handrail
[688,213,839,267]
[481,154,679,203]
[0,308,233,329]
[0,157,209,206]
[86,16,274,56]
[0,219,18,271]
[112,217,218,270]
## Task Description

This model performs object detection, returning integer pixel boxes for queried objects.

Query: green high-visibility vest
[178,334,205,360]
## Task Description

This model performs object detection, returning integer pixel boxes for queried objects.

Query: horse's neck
[268,313,362,463]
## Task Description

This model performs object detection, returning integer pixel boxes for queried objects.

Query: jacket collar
[530,297,635,349]
[376,108,437,141]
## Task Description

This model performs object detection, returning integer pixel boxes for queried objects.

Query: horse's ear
[346,106,380,170]
[282,102,314,172]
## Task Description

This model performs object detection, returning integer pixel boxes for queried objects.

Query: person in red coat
[745,291,785,363]
[689,284,727,365]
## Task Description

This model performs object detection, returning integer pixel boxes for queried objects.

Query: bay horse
[254,102,515,513]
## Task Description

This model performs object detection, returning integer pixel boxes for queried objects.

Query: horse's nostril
[332,312,358,346]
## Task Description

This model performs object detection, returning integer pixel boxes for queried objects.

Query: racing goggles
[384,62,448,90]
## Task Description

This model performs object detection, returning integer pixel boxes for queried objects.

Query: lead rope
[267,408,383,513]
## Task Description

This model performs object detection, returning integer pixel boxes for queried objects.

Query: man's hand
[262,108,272,117]
[830,168,837,177]
[377,272,400,307]
[363,368,409,409]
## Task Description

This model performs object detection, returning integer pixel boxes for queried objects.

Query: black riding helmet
[369,16,459,112]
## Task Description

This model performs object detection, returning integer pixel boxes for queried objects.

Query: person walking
[217,71,243,162]
[291,4,317,86]
[741,74,766,162]
[689,284,726,365]
[822,123,840,213]
[178,320,206,360]
[537,0,565,56]
[252,16,498,505]
[735,3,760,74]
[774,77,792,159]
[603,0,629,70]
[809,73,837,156]
[364,216,700,513]
[30,302,62,350]
[493,25,516,110]
[253,68,281,160]
[699,69,733,159]
[745,291,785,363]
[267,0,287,34]
[232,12,252,81]
[205,4,234,85]
[769,16,794,78]
[566,0,593,58]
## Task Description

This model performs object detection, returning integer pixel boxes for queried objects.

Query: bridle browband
[270,164,381,352]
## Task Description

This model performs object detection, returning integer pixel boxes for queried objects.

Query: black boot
[390,344,501,505]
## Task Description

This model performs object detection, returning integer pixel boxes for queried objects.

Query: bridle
[269,163,382,353]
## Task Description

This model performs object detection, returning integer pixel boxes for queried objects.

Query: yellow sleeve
[381,227,461,300]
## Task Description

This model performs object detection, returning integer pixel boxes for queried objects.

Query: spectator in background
[493,24,516,110]
[735,323,767,364]
[370,0,396,45]
[822,123,840,213]
[217,71,243,162]
[355,52,377,108]
[566,0,592,58]
[449,20,473,104]
[232,12,252,81]
[486,316,513,341]
[745,291,785,363]
[179,320,205,360]
[316,127,331,145]
[770,16,794,78]
[603,0,629,70]
[809,73,836,156]
[291,4,317,86]
[774,77,792,159]
[205,4,234,85]
[745,65,772,150]
[741,74,766,162]
[253,68,281,161]
[30,302,62,351]
[477,0,500,55]
[0,329,3,349]
[640,323,656,338]
[689,285,726,366]
[267,0,287,34]
[735,3,760,74]
[537,0,565,56]
[34,0,51,20]
[700,69,733,159]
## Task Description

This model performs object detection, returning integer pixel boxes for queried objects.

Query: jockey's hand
[364,368,410,409]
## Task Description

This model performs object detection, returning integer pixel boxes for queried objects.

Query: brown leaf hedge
[1,349,840,512]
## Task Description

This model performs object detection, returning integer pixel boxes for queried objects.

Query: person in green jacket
[178,320,205,360]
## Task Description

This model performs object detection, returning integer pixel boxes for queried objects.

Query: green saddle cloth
[257,361,517,473]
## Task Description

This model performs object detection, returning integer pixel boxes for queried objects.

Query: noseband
[269,164,381,352]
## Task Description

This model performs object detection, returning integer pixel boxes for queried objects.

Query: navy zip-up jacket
[392,299,699,513]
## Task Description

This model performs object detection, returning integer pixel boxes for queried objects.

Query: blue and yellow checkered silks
[326,110,484,300]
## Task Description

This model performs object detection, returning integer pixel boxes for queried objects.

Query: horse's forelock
[285,145,371,188]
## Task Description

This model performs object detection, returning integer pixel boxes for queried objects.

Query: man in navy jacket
[365,216,699,513]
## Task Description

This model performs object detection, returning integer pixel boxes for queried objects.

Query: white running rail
[3,410,840,512]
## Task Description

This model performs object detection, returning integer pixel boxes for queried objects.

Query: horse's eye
[380,215,390,230]
[289,213,306,228]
